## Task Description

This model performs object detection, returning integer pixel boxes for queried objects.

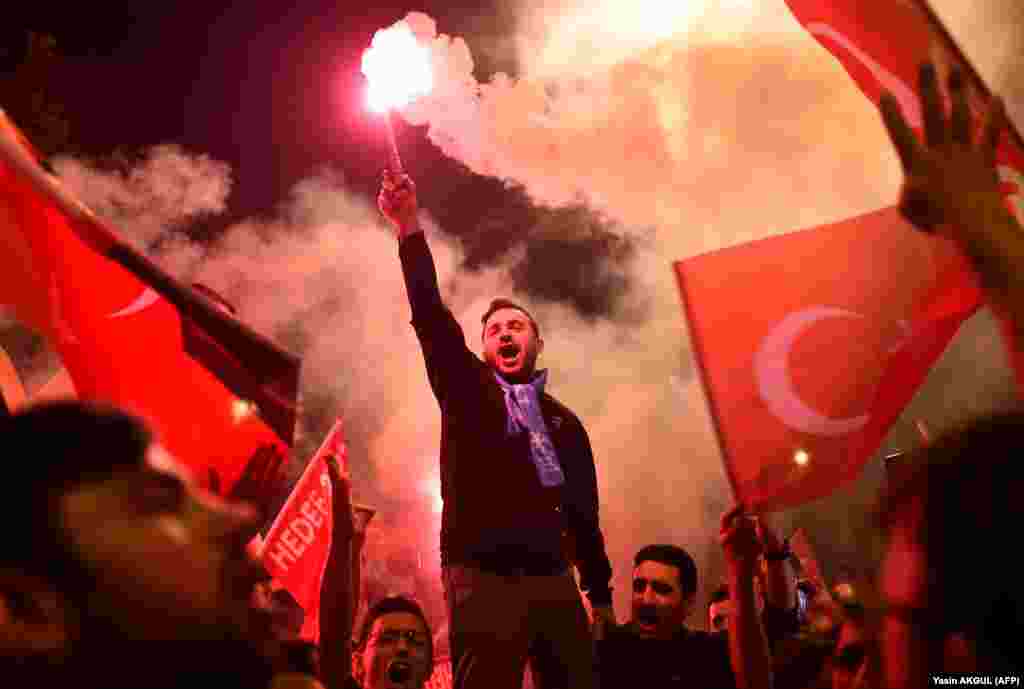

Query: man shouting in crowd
[379,170,615,689]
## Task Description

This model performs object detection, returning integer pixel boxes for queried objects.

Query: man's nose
[641,588,658,604]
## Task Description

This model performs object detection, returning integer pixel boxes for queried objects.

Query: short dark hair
[634,544,699,596]
[0,401,152,579]
[356,595,434,667]
[480,298,540,339]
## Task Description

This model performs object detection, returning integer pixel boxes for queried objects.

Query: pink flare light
[361,21,433,113]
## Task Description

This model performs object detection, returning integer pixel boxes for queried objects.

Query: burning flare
[361,21,434,113]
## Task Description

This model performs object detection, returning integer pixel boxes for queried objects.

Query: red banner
[263,419,344,641]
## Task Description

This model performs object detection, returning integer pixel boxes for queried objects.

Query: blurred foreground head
[0,401,273,688]
[879,410,1024,683]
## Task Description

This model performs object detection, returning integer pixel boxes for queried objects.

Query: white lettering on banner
[280,529,303,560]
[268,540,298,572]
[292,518,316,545]
[300,497,326,527]
[265,483,331,576]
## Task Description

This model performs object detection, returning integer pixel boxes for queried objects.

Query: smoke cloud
[11,0,1020,631]
[380,1,1021,617]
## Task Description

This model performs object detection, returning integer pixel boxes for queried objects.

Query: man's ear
[536,337,545,357]
[0,569,71,653]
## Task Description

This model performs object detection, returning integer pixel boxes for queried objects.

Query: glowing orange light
[361,22,433,113]
[420,475,443,514]
[793,449,810,466]
[232,399,256,423]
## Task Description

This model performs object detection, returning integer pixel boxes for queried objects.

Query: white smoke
[375,1,1021,618]
[21,0,1022,629]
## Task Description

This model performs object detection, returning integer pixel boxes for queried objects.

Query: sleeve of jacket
[398,232,477,403]
[565,417,613,606]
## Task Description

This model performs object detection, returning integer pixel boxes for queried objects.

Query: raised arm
[378,171,477,402]
[757,515,796,612]
[318,455,355,689]
[880,63,1024,346]
[721,505,773,689]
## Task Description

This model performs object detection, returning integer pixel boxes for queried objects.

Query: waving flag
[0,111,300,492]
[784,0,1024,388]
[675,208,981,511]
[262,419,345,641]
[677,0,1024,511]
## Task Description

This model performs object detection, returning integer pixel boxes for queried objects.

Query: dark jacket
[399,232,612,605]
[597,622,737,689]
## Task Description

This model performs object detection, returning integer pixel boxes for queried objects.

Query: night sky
[9,2,524,236]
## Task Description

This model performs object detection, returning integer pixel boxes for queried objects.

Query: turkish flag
[262,419,344,641]
[785,0,1024,389]
[0,112,300,492]
[675,207,981,511]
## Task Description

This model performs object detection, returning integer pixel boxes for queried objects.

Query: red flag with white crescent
[784,0,1024,389]
[0,112,299,493]
[675,207,980,511]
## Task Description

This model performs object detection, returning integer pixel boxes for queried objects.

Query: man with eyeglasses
[597,508,772,689]
[345,596,434,689]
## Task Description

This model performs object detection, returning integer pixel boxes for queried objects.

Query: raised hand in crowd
[319,450,357,689]
[880,63,1024,332]
[754,514,797,613]
[377,169,420,239]
[720,505,773,689]
[350,502,377,630]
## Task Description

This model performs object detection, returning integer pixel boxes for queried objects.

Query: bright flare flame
[361,21,433,113]
[793,449,810,466]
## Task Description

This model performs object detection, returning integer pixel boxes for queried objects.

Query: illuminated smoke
[378,2,1022,618]
[22,0,1022,630]
[52,146,230,250]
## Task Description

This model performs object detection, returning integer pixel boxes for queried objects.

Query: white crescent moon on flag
[806,22,922,129]
[754,306,870,437]
[108,288,161,319]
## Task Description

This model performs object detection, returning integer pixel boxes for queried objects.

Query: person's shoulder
[541,393,583,425]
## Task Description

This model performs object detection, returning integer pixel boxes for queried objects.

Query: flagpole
[385,110,405,174]
[916,0,1024,152]
[673,263,743,505]
[0,112,301,444]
